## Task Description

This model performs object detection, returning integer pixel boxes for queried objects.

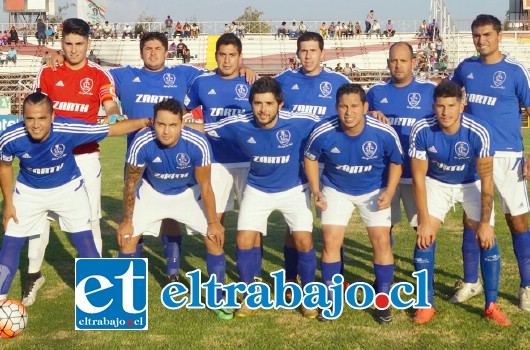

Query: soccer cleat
[210,308,234,321]
[316,308,332,322]
[485,303,512,326]
[22,272,45,307]
[167,274,179,284]
[300,306,318,319]
[284,278,298,302]
[519,286,530,311]
[235,301,258,318]
[375,308,392,324]
[413,307,435,324]
[449,279,483,303]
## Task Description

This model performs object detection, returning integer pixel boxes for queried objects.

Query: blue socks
[414,242,436,307]
[71,230,100,258]
[283,246,298,281]
[161,234,182,277]
[236,248,255,286]
[512,230,530,288]
[374,263,394,295]
[297,249,316,288]
[0,236,25,295]
[207,253,226,303]
[481,241,500,309]
[322,261,341,301]
[462,227,480,283]
[252,247,262,278]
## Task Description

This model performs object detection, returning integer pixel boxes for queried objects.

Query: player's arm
[378,162,402,210]
[238,65,258,84]
[368,110,390,124]
[117,163,143,247]
[524,107,530,180]
[107,118,151,137]
[195,164,225,248]
[411,157,436,249]
[475,156,495,249]
[0,161,18,229]
[303,156,327,211]
[102,100,122,120]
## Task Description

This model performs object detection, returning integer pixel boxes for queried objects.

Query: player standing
[304,83,403,323]
[449,14,530,311]
[25,18,122,306]
[205,77,319,319]
[409,81,511,325]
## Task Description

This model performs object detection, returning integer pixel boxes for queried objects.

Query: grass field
[1,133,530,350]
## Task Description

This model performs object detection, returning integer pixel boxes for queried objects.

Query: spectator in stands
[54,24,59,39]
[8,26,19,46]
[165,15,174,38]
[175,22,183,37]
[112,22,120,39]
[328,22,335,38]
[224,23,230,34]
[435,38,443,61]
[88,50,97,63]
[183,22,191,38]
[45,26,55,46]
[37,19,46,47]
[343,62,352,77]
[335,21,342,38]
[93,23,102,39]
[134,23,144,39]
[3,31,9,45]
[6,47,16,65]
[277,21,287,39]
[122,23,133,39]
[182,47,191,63]
[102,21,112,39]
[385,20,395,37]
[428,19,438,40]
[0,50,5,66]
[176,39,187,58]
[335,63,342,72]
[230,21,237,34]
[236,22,244,38]
[347,21,354,37]
[418,20,427,40]
[351,63,359,72]
[299,21,308,35]
[365,9,375,34]
[372,20,382,38]
[22,28,28,46]
[41,51,51,65]
[191,23,200,38]
[169,41,177,55]
[319,22,328,39]
[289,21,298,38]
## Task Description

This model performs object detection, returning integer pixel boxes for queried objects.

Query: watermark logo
[75,258,148,330]
[160,269,430,320]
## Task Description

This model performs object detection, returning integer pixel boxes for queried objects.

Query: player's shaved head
[153,98,183,120]
[249,77,283,104]
[389,42,413,60]
[434,81,463,101]
[336,83,366,104]
[140,32,168,52]
[23,91,53,115]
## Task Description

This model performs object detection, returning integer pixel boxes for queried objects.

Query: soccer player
[117,99,231,320]
[367,42,436,231]
[0,92,150,302]
[449,14,530,310]
[205,77,319,319]
[304,83,403,323]
[409,81,511,326]
[26,18,122,306]
[275,32,351,286]
[184,33,254,273]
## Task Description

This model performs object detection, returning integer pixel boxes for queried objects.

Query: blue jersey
[305,115,403,196]
[367,77,436,180]
[0,117,109,189]
[275,67,350,118]
[184,71,251,164]
[110,65,206,146]
[409,113,493,184]
[126,126,211,195]
[450,55,530,153]
[205,111,319,193]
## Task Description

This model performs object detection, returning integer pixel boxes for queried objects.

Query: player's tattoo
[123,164,143,220]
[477,158,494,223]
[476,157,493,178]
[480,192,494,223]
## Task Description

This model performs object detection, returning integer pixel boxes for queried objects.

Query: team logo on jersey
[319,82,332,98]
[176,153,191,168]
[362,141,378,159]
[235,84,249,100]
[50,144,66,159]
[454,142,470,159]
[276,130,292,148]
[80,78,94,95]
[163,73,177,87]
[492,71,506,88]
[407,93,421,109]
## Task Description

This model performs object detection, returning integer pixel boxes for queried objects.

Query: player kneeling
[0,92,151,302]
[117,99,231,320]
[410,81,511,326]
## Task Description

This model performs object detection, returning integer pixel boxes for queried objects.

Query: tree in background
[234,6,271,34]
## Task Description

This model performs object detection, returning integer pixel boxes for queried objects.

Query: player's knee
[506,213,529,233]
[293,233,313,252]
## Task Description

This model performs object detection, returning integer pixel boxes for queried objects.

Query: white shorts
[6,179,92,237]
[211,163,249,213]
[321,186,391,227]
[237,185,313,236]
[132,180,208,237]
[411,177,495,226]
[74,152,102,221]
[493,155,530,216]
[390,182,417,226]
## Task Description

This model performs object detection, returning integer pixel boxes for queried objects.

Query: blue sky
[1,1,509,26]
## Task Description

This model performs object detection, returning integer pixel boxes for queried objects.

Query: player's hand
[47,53,65,71]
[238,65,259,84]
[416,222,436,250]
[369,110,390,124]
[377,190,393,209]
[313,191,327,211]
[524,154,530,180]
[2,203,18,229]
[206,222,225,248]
[117,220,134,247]
[476,222,495,250]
